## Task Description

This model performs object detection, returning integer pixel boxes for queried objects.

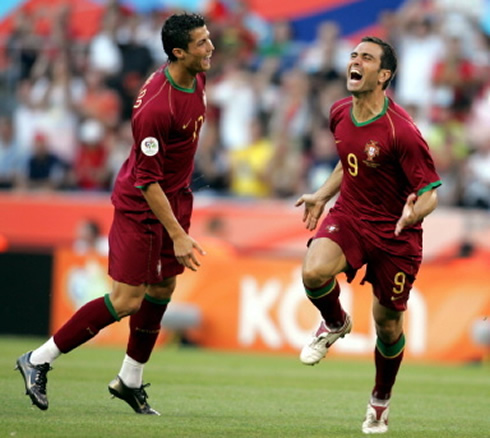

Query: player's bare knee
[375,320,403,344]
[148,286,174,301]
[109,294,142,318]
[148,278,176,301]
[125,300,143,316]
[302,265,334,289]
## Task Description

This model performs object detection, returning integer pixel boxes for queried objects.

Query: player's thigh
[366,253,418,312]
[303,237,348,281]
[109,209,164,285]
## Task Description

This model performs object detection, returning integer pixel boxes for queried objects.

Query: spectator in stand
[73,119,110,191]
[425,105,469,206]
[228,116,274,198]
[87,6,123,79]
[73,218,109,255]
[12,80,40,158]
[117,14,156,79]
[79,68,121,129]
[214,1,258,62]
[0,0,488,207]
[116,13,156,121]
[0,116,23,189]
[254,19,303,76]
[16,131,70,191]
[266,68,312,198]
[5,10,41,82]
[208,60,257,152]
[269,68,312,146]
[301,21,351,78]
[105,120,133,189]
[29,51,86,164]
[430,34,482,123]
[133,12,169,66]
[305,125,339,193]
[301,22,350,116]
[232,0,271,49]
[461,142,490,209]
[313,78,348,129]
[191,103,231,195]
[460,85,490,209]
[395,6,443,123]
[377,9,402,51]
[267,130,306,199]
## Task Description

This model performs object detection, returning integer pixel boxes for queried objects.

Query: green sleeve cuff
[417,180,442,196]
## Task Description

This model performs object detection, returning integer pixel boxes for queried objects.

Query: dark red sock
[372,334,405,400]
[53,295,118,353]
[305,279,344,328]
[126,295,168,364]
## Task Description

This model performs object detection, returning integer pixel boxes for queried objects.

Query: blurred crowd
[0,0,489,210]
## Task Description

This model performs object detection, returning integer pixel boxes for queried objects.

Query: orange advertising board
[51,246,490,362]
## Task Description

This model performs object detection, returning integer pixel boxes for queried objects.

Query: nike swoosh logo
[335,140,341,143]
[391,295,404,301]
[183,119,192,129]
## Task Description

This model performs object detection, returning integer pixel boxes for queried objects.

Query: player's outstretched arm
[395,189,438,236]
[295,161,343,231]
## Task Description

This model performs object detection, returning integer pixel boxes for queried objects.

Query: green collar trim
[164,67,195,93]
[351,96,389,126]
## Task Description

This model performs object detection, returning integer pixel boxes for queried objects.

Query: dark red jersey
[329,96,441,235]
[112,66,207,212]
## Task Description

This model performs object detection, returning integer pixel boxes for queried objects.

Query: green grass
[1,336,489,438]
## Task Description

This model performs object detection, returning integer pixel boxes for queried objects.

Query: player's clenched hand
[395,193,417,236]
[295,194,327,231]
[174,235,206,271]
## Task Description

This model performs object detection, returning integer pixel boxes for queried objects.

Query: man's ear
[172,48,185,60]
[379,69,391,87]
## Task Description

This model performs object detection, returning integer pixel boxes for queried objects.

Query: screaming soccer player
[295,36,441,434]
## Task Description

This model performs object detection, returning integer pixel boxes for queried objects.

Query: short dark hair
[161,13,206,62]
[361,36,397,90]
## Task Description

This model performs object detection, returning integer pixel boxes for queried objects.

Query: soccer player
[16,13,214,415]
[295,36,441,434]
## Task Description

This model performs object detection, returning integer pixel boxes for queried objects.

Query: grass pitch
[1,336,489,438]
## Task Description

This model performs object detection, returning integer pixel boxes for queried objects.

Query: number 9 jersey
[329,96,441,235]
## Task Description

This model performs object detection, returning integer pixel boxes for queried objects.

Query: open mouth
[350,70,362,81]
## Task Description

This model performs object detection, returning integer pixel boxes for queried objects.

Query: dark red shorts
[108,188,193,285]
[313,209,422,311]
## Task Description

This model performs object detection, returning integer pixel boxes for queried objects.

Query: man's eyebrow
[352,50,376,58]
[197,33,210,44]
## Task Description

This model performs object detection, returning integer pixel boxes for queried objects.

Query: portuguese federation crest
[363,140,381,167]
[364,140,380,161]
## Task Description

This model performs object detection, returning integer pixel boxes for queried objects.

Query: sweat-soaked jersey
[111,66,207,212]
[329,96,441,238]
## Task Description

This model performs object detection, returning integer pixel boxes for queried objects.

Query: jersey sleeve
[131,107,170,188]
[396,123,442,196]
